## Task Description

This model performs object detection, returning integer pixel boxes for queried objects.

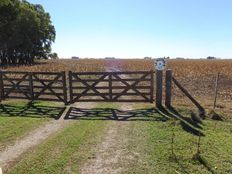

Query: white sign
[155,58,166,70]
[0,167,2,174]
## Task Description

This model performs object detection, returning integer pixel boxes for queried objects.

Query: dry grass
[0,59,154,72]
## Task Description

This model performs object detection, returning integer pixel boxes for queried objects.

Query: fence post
[213,72,219,109]
[165,70,172,108]
[150,70,154,103]
[0,71,3,102]
[62,71,68,105]
[156,70,163,107]
[109,73,112,101]
[68,71,73,104]
[29,72,34,101]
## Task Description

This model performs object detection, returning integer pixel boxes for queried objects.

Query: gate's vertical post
[109,73,112,101]
[165,70,172,108]
[29,72,34,101]
[0,71,3,102]
[150,70,154,103]
[156,70,163,107]
[62,71,68,105]
[68,71,73,104]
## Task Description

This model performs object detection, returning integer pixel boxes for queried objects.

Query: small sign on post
[155,58,166,71]
[155,58,166,107]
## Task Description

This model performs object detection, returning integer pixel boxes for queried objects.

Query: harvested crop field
[1,58,232,115]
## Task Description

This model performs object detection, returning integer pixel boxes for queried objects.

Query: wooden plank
[71,92,151,96]
[32,92,65,95]
[72,71,152,75]
[3,73,29,97]
[113,73,150,100]
[112,73,150,101]
[0,71,4,101]
[2,78,64,83]
[71,86,151,90]
[69,71,74,103]
[165,70,172,107]
[6,96,64,102]
[29,73,34,100]
[172,77,205,113]
[109,74,112,100]
[73,99,151,102]
[150,70,154,103]
[2,71,62,75]
[156,70,163,107]
[213,72,219,109]
[62,71,68,105]
[70,78,151,82]
[72,74,109,102]
[32,74,64,102]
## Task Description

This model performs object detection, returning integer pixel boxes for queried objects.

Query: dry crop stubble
[1,58,232,115]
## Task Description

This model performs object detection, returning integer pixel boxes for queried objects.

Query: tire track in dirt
[81,67,137,174]
[80,104,136,174]
[0,102,96,172]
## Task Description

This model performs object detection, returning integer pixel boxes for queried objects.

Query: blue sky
[28,0,232,58]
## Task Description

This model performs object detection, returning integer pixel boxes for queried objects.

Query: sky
[28,0,232,59]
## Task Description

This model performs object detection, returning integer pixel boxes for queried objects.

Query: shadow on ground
[64,107,169,122]
[64,106,204,136]
[0,102,65,119]
[0,102,204,136]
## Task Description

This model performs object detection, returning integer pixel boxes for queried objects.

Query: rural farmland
[0,58,232,174]
[1,0,232,173]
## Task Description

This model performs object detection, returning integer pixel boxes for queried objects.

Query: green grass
[4,102,232,173]
[7,103,117,174]
[124,105,232,174]
[0,100,64,151]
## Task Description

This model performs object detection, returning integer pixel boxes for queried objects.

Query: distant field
[1,58,232,115]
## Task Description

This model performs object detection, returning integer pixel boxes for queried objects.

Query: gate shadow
[64,107,170,122]
[0,102,65,120]
[64,106,204,136]
[158,106,204,136]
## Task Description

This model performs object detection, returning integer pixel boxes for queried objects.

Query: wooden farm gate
[69,71,154,103]
[0,71,68,104]
[0,70,205,116]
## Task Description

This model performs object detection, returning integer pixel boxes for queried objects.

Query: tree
[49,52,59,59]
[0,0,55,65]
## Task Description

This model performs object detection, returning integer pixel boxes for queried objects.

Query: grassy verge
[7,103,117,174]
[125,104,232,174]
[0,100,63,151]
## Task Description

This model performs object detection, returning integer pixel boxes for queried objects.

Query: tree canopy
[0,0,55,65]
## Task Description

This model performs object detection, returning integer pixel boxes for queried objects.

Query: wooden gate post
[0,71,3,102]
[68,71,73,104]
[29,72,34,101]
[62,71,68,105]
[165,70,172,108]
[150,70,154,103]
[156,70,163,107]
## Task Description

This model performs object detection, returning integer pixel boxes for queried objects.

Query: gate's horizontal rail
[0,70,155,104]
[1,71,62,75]
[72,71,154,75]
[71,86,151,89]
[0,71,68,104]
[69,71,154,103]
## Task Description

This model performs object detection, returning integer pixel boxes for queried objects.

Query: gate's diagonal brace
[72,74,109,101]
[113,74,150,101]
[3,74,30,98]
[172,77,205,117]
[33,74,64,102]
[113,73,150,100]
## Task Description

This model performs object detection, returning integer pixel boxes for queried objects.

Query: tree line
[0,0,56,65]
